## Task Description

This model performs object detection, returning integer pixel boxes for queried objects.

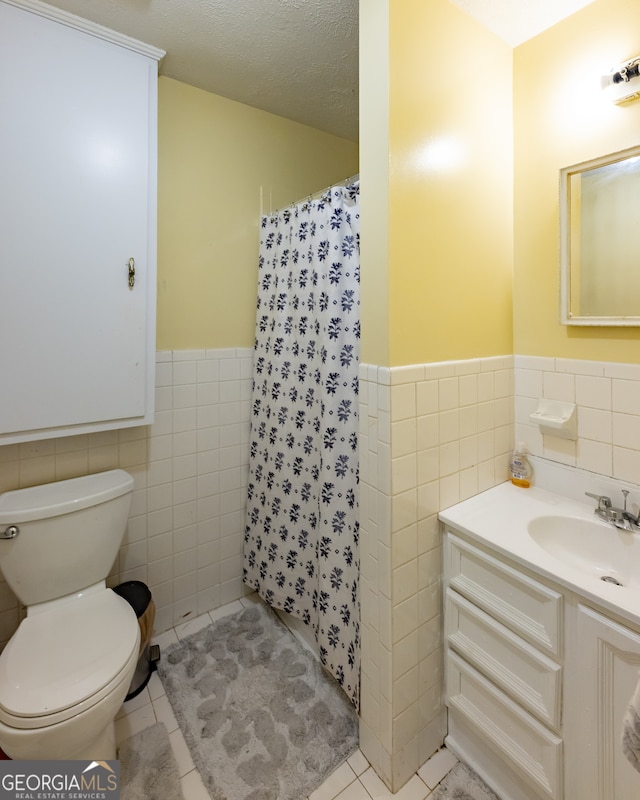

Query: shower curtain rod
[267,173,359,217]
[304,172,359,203]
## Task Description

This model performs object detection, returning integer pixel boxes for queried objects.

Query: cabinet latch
[128,257,135,288]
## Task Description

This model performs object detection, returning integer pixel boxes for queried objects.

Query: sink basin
[527,515,640,588]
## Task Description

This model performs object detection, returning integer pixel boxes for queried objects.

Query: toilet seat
[0,590,139,729]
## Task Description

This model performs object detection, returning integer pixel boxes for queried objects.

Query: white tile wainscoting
[0,348,254,647]
[357,352,640,790]
[514,355,640,483]
[1,349,639,792]
[357,356,514,791]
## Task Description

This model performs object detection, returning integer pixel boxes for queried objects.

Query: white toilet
[0,469,140,760]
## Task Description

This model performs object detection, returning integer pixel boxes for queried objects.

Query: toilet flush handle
[1,526,19,539]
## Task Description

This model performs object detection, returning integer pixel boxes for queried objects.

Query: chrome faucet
[585,490,640,531]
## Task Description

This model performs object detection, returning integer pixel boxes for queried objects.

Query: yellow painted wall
[156,77,359,350]
[384,0,514,366]
[514,0,640,362]
[359,0,390,367]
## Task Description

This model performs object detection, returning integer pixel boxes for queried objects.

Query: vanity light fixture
[602,55,640,104]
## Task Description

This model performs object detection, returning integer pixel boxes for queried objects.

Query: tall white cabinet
[0,0,164,444]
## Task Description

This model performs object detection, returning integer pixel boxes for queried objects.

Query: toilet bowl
[0,470,140,760]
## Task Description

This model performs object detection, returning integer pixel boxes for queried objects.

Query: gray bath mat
[431,763,500,800]
[158,601,358,800]
[119,722,184,800]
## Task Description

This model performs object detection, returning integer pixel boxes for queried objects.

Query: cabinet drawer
[446,532,563,657]
[446,589,562,729]
[447,650,563,800]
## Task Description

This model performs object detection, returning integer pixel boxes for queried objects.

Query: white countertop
[439,481,640,627]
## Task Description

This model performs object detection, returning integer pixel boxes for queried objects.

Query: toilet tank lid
[0,470,134,524]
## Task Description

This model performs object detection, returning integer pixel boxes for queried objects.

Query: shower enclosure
[243,180,361,706]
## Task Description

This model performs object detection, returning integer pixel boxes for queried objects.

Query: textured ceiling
[39,0,359,141]
[38,0,596,144]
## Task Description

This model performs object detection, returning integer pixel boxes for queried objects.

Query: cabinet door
[566,605,640,800]
[0,1,157,441]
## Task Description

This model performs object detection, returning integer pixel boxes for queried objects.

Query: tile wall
[357,356,514,792]
[514,356,640,482]
[0,348,254,646]
[1,348,638,793]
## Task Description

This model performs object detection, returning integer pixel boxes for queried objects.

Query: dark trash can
[112,581,160,701]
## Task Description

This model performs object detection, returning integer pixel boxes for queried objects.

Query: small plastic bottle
[509,442,531,488]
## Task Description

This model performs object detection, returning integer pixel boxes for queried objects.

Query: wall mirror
[560,144,640,325]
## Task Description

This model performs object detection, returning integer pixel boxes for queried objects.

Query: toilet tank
[0,470,134,606]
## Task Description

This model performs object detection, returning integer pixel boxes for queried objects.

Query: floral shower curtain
[243,180,360,707]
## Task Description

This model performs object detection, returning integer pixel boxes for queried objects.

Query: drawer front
[446,532,563,657]
[446,588,562,729]
[447,650,563,800]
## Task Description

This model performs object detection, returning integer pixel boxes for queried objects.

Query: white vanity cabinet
[443,526,640,800]
[0,0,164,443]
[444,531,564,800]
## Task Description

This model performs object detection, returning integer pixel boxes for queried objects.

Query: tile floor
[115,595,459,800]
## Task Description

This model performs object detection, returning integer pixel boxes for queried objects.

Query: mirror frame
[560,144,640,326]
